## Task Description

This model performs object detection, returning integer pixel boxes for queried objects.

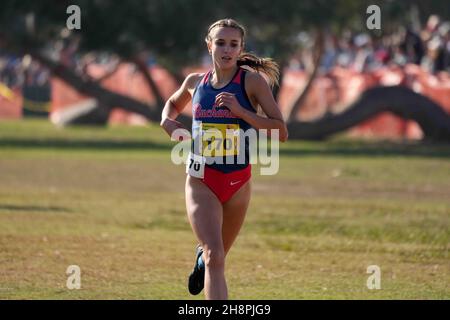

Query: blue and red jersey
[191,67,256,173]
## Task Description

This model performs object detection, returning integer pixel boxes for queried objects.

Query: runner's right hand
[161,118,191,141]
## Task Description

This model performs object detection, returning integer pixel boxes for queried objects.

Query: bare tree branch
[287,85,450,141]
[129,54,165,110]
[285,29,324,122]
[30,49,161,121]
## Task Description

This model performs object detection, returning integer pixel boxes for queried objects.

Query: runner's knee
[203,246,225,269]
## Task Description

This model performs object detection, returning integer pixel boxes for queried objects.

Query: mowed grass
[0,118,449,299]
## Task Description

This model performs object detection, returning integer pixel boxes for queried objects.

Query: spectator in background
[438,22,450,72]
[421,36,445,73]
[353,33,376,72]
[400,28,424,65]
[391,45,408,66]
[321,34,339,72]
[335,32,356,68]
[421,15,441,43]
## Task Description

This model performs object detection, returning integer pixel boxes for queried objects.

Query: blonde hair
[205,18,280,87]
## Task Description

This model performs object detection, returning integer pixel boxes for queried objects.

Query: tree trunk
[30,50,160,120]
[130,55,165,110]
[287,85,450,141]
[285,30,324,122]
[31,50,195,128]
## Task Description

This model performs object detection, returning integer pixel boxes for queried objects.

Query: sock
[197,254,204,270]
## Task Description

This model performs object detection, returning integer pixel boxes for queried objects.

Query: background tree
[1,0,449,140]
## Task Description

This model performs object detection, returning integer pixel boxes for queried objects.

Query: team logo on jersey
[194,103,237,119]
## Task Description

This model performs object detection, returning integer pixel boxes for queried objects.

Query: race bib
[186,152,205,178]
[200,122,240,157]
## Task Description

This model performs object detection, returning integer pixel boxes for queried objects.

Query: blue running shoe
[188,245,204,295]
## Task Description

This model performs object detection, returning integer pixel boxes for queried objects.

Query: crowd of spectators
[0,52,50,89]
[289,15,450,75]
[1,14,449,94]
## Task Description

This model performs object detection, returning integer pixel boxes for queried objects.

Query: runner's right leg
[185,175,227,300]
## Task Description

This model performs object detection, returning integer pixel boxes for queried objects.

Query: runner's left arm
[215,72,288,142]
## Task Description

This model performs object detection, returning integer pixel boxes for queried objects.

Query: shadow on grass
[0,137,449,158]
[0,204,72,213]
[280,140,450,159]
[0,138,172,152]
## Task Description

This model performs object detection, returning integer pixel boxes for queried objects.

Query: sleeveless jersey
[191,68,256,173]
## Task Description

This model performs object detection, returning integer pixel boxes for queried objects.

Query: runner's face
[208,27,243,69]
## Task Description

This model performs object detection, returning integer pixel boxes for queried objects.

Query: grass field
[0,119,449,299]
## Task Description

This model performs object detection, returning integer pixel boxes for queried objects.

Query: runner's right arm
[160,73,202,140]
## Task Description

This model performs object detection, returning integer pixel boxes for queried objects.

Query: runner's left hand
[215,92,244,117]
